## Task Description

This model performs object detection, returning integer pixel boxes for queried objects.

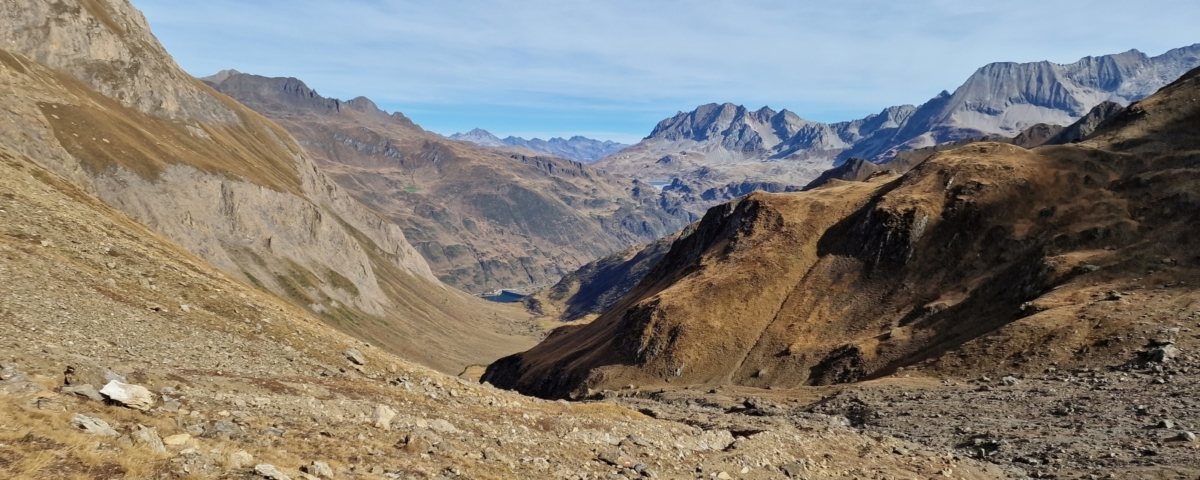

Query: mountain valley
[3,0,1200,479]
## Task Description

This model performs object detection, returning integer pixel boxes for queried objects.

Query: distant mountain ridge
[594,44,1200,216]
[450,128,629,162]
[207,72,691,293]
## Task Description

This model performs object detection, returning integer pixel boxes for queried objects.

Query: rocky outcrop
[1043,101,1125,145]
[487,67,1200,398]
[209,72,692,292]
[0,0,537,373]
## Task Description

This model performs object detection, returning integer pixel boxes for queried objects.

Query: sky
[133,0,1200,144]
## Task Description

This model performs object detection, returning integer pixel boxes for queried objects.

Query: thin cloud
[134,0,1200,140]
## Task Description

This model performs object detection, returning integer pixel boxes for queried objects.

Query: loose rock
[301,461,334,478]
[255,463,291,480]
[344,348,366,365]
[99,380,155,411]
[131,425,166,453]
[371,404,396,429]
[70,414,119,437]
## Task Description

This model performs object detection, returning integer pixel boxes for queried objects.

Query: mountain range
[204,72,691,293]
[486,64,1200,400]
[449,128,629,162]
[595,44,1200,215]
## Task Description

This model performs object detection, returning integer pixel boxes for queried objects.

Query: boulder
[255,464,291,480]
[62,384,104,402]
[344,348,366,366]
[301,461,334,478]
[131,425,166,453]
[163,433,191,446]
[99,380,155,411]
[371,404,396,430]
[70,414,119,437]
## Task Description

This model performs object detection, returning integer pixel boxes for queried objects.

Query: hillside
[486,66,1200,396]
[595,44,1200,214]
[0,0,536,374]
[0,142,1016,479]
[206,72,691,293]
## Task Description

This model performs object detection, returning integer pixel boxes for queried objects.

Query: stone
[717,472,732,480]
[99,380,155,411]
[206,420,245,439]
[780,462,805,478]
[598,451,633,468]
[1001,376,1020,386]
[344,348,366,366]
[255,463,291,480]
[131,425,166,453]
[71,414,119,437]
[228,451,254,469]
[1149,344,1179,363]
[61,384,104,402]
[1158,419,1175,429]
[428,418,458,433]
[1178,432,1197,442]
[371,404,396,429]
[163,433,191,446]
[301,461,334,478]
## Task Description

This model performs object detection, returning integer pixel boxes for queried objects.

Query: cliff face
[0,0,537,373]
[486,67,1200,399]
[208,72,692,293]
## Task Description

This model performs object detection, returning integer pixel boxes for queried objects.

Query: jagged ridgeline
[594,44,1200,216]
[202,72,692,294]
[0,0,539,373]
[486,66,1200,399]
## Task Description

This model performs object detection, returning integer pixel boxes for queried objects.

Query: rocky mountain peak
[448,128,506,147]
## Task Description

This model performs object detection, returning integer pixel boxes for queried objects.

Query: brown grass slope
[524,231,682,322]
[0,0,536,374]
[485,67,1200,398]
[0,139,1005,480]
[206,72,692,293]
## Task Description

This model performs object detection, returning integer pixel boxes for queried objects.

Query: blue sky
[133,0,1200,144]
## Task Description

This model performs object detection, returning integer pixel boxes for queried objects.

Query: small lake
[482,291,526,303]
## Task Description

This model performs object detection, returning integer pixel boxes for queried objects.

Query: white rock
[371,404,396,429]
[302,461,334,478]
[70,414,118,437]
[254,464,291,480]
[99,380,155,411]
